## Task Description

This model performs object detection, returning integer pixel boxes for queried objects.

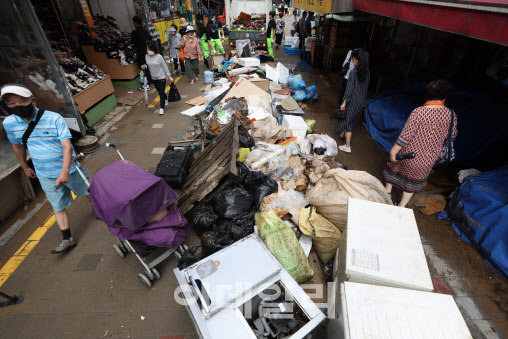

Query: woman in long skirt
[337,48,370,153]
[384,80,458,207]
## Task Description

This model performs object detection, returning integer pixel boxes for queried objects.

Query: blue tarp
[364,80,508,168]
[439,166,508,280]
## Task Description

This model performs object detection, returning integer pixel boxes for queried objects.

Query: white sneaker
[159,108,164,115]
[164,100,169,106]
[339,145,351,153]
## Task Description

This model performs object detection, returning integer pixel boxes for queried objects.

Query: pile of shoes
[78,16,136,66]
[60,57,105,95]
[25,66,64,99]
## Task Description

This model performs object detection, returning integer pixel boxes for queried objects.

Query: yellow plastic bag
[299,206,342,264]
[256,210,314,283]
[305,119,316,133]
[236,148,251,162]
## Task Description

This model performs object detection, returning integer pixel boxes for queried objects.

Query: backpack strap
[22,109,45,149]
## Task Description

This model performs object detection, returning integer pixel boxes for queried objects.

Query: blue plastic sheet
[438,166,508,279]
[364,80,508,167]
[305,85,317,100]
[287,75,306,90]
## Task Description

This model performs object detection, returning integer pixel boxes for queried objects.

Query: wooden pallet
[177,120,239,214]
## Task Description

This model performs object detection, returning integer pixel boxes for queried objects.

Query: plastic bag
[190,205,218,236]
[178,246,204,270]
[243,171,278,207]
[305,120,316,134]
[261,189,308,225]
[297,138,312,155]
[244,149,269,166]
[236,162,251,184]
[287,75,306,90]
[307,134,338,157]
[201,230,235,255]
[299,206,342,263]
[237,148,250,162]
[167,82,181,102]
[212,186,255,219]
[306,168,392,231]
[292,90,306,102]
[255,210,313,283]
[305,85,317,101]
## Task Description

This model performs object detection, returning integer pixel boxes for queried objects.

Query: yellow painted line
[0,192,78,288]
[148,76,182,108]
[319,74,331,88]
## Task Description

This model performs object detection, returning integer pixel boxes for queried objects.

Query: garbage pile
[231,12,267,30]
[178,55,392,290]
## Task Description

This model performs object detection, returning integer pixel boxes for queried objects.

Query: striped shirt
[3,108,78,178]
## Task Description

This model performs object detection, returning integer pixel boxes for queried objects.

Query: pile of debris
[231,12,267,30]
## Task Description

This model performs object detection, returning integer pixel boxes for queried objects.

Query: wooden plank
[189,121,235,170]
[229,121,240,176]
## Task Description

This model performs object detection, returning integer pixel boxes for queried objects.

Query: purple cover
[89,160,188,248]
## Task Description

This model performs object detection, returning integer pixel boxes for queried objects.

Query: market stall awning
[354,0,508,45]
[293,0,354,14]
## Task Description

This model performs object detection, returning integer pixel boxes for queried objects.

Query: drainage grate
[74,254,103,271]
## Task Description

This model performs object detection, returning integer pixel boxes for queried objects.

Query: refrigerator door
[342,282,472,339]
[182,235,281,317]
[344,198,433,291]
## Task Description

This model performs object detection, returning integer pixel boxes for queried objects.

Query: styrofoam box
[282,115,308,139]
[284,37,299,46]
[238,57,260,67]
[338,282,472,339]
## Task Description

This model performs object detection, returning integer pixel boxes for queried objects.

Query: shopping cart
[72,143,188,288]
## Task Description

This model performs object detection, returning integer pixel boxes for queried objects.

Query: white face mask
[147,51,155,56]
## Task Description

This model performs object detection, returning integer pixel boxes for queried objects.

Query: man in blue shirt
[301,11,314,60]
[1,84,90,254]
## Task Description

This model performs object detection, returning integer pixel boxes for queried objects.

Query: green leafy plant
[174,4,187,18]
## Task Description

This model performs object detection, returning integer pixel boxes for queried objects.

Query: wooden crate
[72,75,114,114]
[81,45,140,80]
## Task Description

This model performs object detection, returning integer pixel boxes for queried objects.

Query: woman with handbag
[336,48,370,153]
[384,80,458,207]
[141,41,174,115]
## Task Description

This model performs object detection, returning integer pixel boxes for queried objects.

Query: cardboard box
[250,78,270,92]
[72,75,115,114]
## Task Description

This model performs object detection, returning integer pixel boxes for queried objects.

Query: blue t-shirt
[3,108,78,178]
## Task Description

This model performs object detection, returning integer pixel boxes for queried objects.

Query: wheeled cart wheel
[113,244,125,258]
[138,273,152,288]
[121,240,132,253]
[151,268,161,280]
[173,251,183,261]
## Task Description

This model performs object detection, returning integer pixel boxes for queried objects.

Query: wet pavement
[0,25,507,338]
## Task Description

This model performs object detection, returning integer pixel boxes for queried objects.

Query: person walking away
[298,12,307,53]
[131,16,153,86]
[262,11,277,58]
[168,25,186,75]
[141,41,174,115]
[206,11,225,55]
[301,11,313,60]
[384,80,457,207]
[1,84,90,254]
[337,48,370,154]
[275,12,285,49]
[180,26,201,84]
[339,49,354,104]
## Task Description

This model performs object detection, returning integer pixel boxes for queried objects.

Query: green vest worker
[263,11,277,58]
[206,11,225,55]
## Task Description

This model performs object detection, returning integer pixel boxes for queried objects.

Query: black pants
[153,79,167,109]
[173,58,186,73]
[300,34,306,58]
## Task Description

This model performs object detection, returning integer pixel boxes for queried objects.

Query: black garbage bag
[212,186,255,219]
[178,246,204,270]
[190,205,218,236]
[238,131,255,148]
[243,171,278,208]
[201,230,235,255]
[213,219,235,236]
[167,82,181,102]
[314,147,326,155]
[235,162,251,184]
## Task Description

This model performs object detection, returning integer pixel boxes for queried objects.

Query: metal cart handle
[105,143,125,160]
[72,153,90,187]
[189,277,210,314]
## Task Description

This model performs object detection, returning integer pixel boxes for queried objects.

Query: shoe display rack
[72,75,115,114]
[82,45,140,80]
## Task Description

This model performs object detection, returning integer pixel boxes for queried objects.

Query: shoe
[339,145,351,153]
[159,108,164,115]
[340,132,345,139]
[190,79,195,85]
[165,100,169,106]
[51,238,77,254]
[194,76,199,81]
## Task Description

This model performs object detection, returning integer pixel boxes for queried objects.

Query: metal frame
[71,144,184,287]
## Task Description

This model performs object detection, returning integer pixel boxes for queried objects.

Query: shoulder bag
[22,109,45,149]
[434,109,456,167]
